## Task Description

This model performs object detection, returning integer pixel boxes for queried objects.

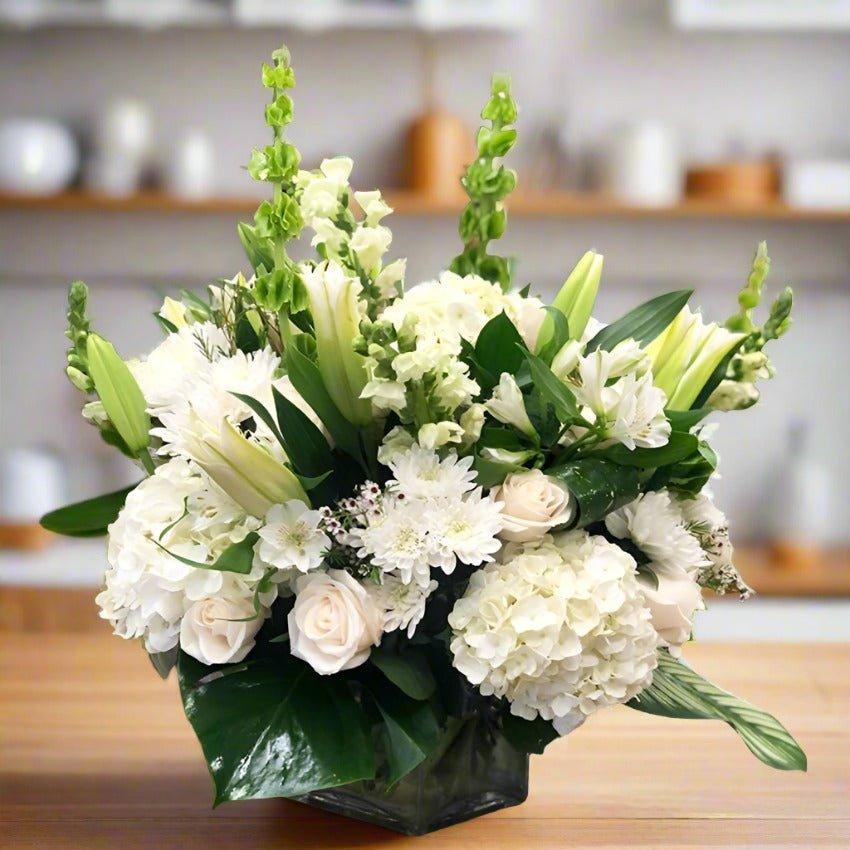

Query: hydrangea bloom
[448,530,658,728]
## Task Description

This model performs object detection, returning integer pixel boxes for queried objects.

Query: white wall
[1,0,849,541]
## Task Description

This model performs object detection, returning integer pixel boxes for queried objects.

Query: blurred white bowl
[0,119,79,195]
[784,159,850,209]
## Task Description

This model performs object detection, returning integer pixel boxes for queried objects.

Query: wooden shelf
[3,189,850,221]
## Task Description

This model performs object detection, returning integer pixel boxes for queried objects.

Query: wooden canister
[686,160,780,204]
[407,110,474,200]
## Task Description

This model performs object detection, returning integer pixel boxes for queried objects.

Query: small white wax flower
[180,596,262,666]
[288,569,383,675]
[257,500,330,573]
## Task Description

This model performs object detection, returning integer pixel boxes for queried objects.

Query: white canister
[0,119,79,195]
[166,130,216,199]
[600,122,682,206]
[0,448,66,522]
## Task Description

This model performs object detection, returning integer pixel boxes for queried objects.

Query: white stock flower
[180,596,263,665]
[288,569,383,675]
[638,570,705,657]
[96,458,275,655]
[485,373,537,440]
[257,500,330,574]
[449,531,658,727]
[491,470,575,543]
[605,490,709,576]
[369,575,437,638]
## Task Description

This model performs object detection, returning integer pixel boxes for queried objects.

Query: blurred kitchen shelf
[3,190,850,221]
[0,0,529,31]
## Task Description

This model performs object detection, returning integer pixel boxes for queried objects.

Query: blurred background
[0,0,848,639]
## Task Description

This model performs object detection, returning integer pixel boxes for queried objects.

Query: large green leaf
[547,457,640,527]
[370,647,437,701]
[40,483,139,537]
[666,407,712,431]
[600,431,698,468]
[284,345,365,468]
[154,531,260,575]
[535,306,570,365]
[474,311,526,381]
[501,713,558,755]
[647,440,717,496]
[272,386,334,480]
[585,289,693,353]
[178,652,375,803]
[628,652,807,772]
[369,677,441,788]
[522,351,580,424]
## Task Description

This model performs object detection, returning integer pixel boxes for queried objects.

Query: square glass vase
[295,717,529,835]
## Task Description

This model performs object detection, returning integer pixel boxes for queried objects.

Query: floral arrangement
[44,46,805,832]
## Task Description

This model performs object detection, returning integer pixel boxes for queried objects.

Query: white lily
[485,373,537,440]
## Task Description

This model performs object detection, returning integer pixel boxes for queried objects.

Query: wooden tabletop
[1,634,848,849]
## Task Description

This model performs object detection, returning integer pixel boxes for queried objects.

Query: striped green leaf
[628,652,807,771]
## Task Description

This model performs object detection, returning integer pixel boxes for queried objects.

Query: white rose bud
[491,469,575,543]
[639,569,705,656]
[180,597,263,666]
[289,569,384,675]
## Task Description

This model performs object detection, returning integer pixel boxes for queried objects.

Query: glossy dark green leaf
[522,350,579,423]
[666,407,712,431]
[472,454,523,487]
[154,531,259,575]
[535,306,570,365]
[369,677,441,788]
[600,432,698,468]
[40,483,139,537]
[272,386,334,479]
[474,311,526,380]
[547,458,640,527]
[585,289,692,353]
[628,652,807,772]
[178,652,375,803]
[647,440,718,496]
[370,647,437,701]
[284,346,365,468]
[149,646,179,679]
[501,713,559,755]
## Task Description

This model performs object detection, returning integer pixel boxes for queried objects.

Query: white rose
[180,596,263,666]
[288,569,383,675]
[491,469,575,543]
[639,569,705,656]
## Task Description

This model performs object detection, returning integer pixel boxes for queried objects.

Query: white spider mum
[605,490,709,576]
[368,575,438,638]
[257,500,330,574]
[386,444,477,501]
[426,490,504,573]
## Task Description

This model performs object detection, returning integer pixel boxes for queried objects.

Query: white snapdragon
[349,224,392,273]
[257,500,330,574]
[449,531,658,728]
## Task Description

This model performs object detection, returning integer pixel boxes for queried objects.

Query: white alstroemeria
[485,373,537,440]
[604,338,651,379]
[349,224,392,273]
[418,420,465,450]
[300,260,372,426]
[604,371,671,450]
[369,575,438,639]
[257,500,330,574]
[373,258,406,300]
[606,490,709,577]
[158,296,188,329]
[550,339,582,381]
[387,444,477,501]
[354,190,392,226]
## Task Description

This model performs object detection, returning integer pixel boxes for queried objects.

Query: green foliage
[178,652,375,803]
[40,483,138,537]
[628,652,807,771]
[471,312,527,390]
[154,531,261,575]
[647,438,717,496]
[585,289,693,353]
[501,713,559,755]
[600,431,698,468]
[726,241,770,335]
[522,351,580,425]
[149,647,179,680]
[450,74,519,290]
[370,647,437,701]
[547,458,640,528]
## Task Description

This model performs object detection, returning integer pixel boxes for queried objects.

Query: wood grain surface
[1,634,848,848]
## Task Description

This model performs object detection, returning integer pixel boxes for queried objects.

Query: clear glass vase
[296,716,529,835]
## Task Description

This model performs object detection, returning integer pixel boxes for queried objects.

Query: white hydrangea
[368,575,438,638]
[605,490,709,577]
[96,458,277,654]
[449,531,658,727]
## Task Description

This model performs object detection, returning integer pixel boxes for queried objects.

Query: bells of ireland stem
[185,416,309,518]
[647,306,747,411]
[537,250,603,351]
[300,260,372,427]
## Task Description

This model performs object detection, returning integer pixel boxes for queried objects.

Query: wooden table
[1,634,848,849]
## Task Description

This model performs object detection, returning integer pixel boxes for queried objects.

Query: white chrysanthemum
[605,490,709,576]
[369,575,438,638]
[257,500,330,574]
[449,531,658,727]
[96,458,275,655]
[386,444,477,500]
[426,490,504,572]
